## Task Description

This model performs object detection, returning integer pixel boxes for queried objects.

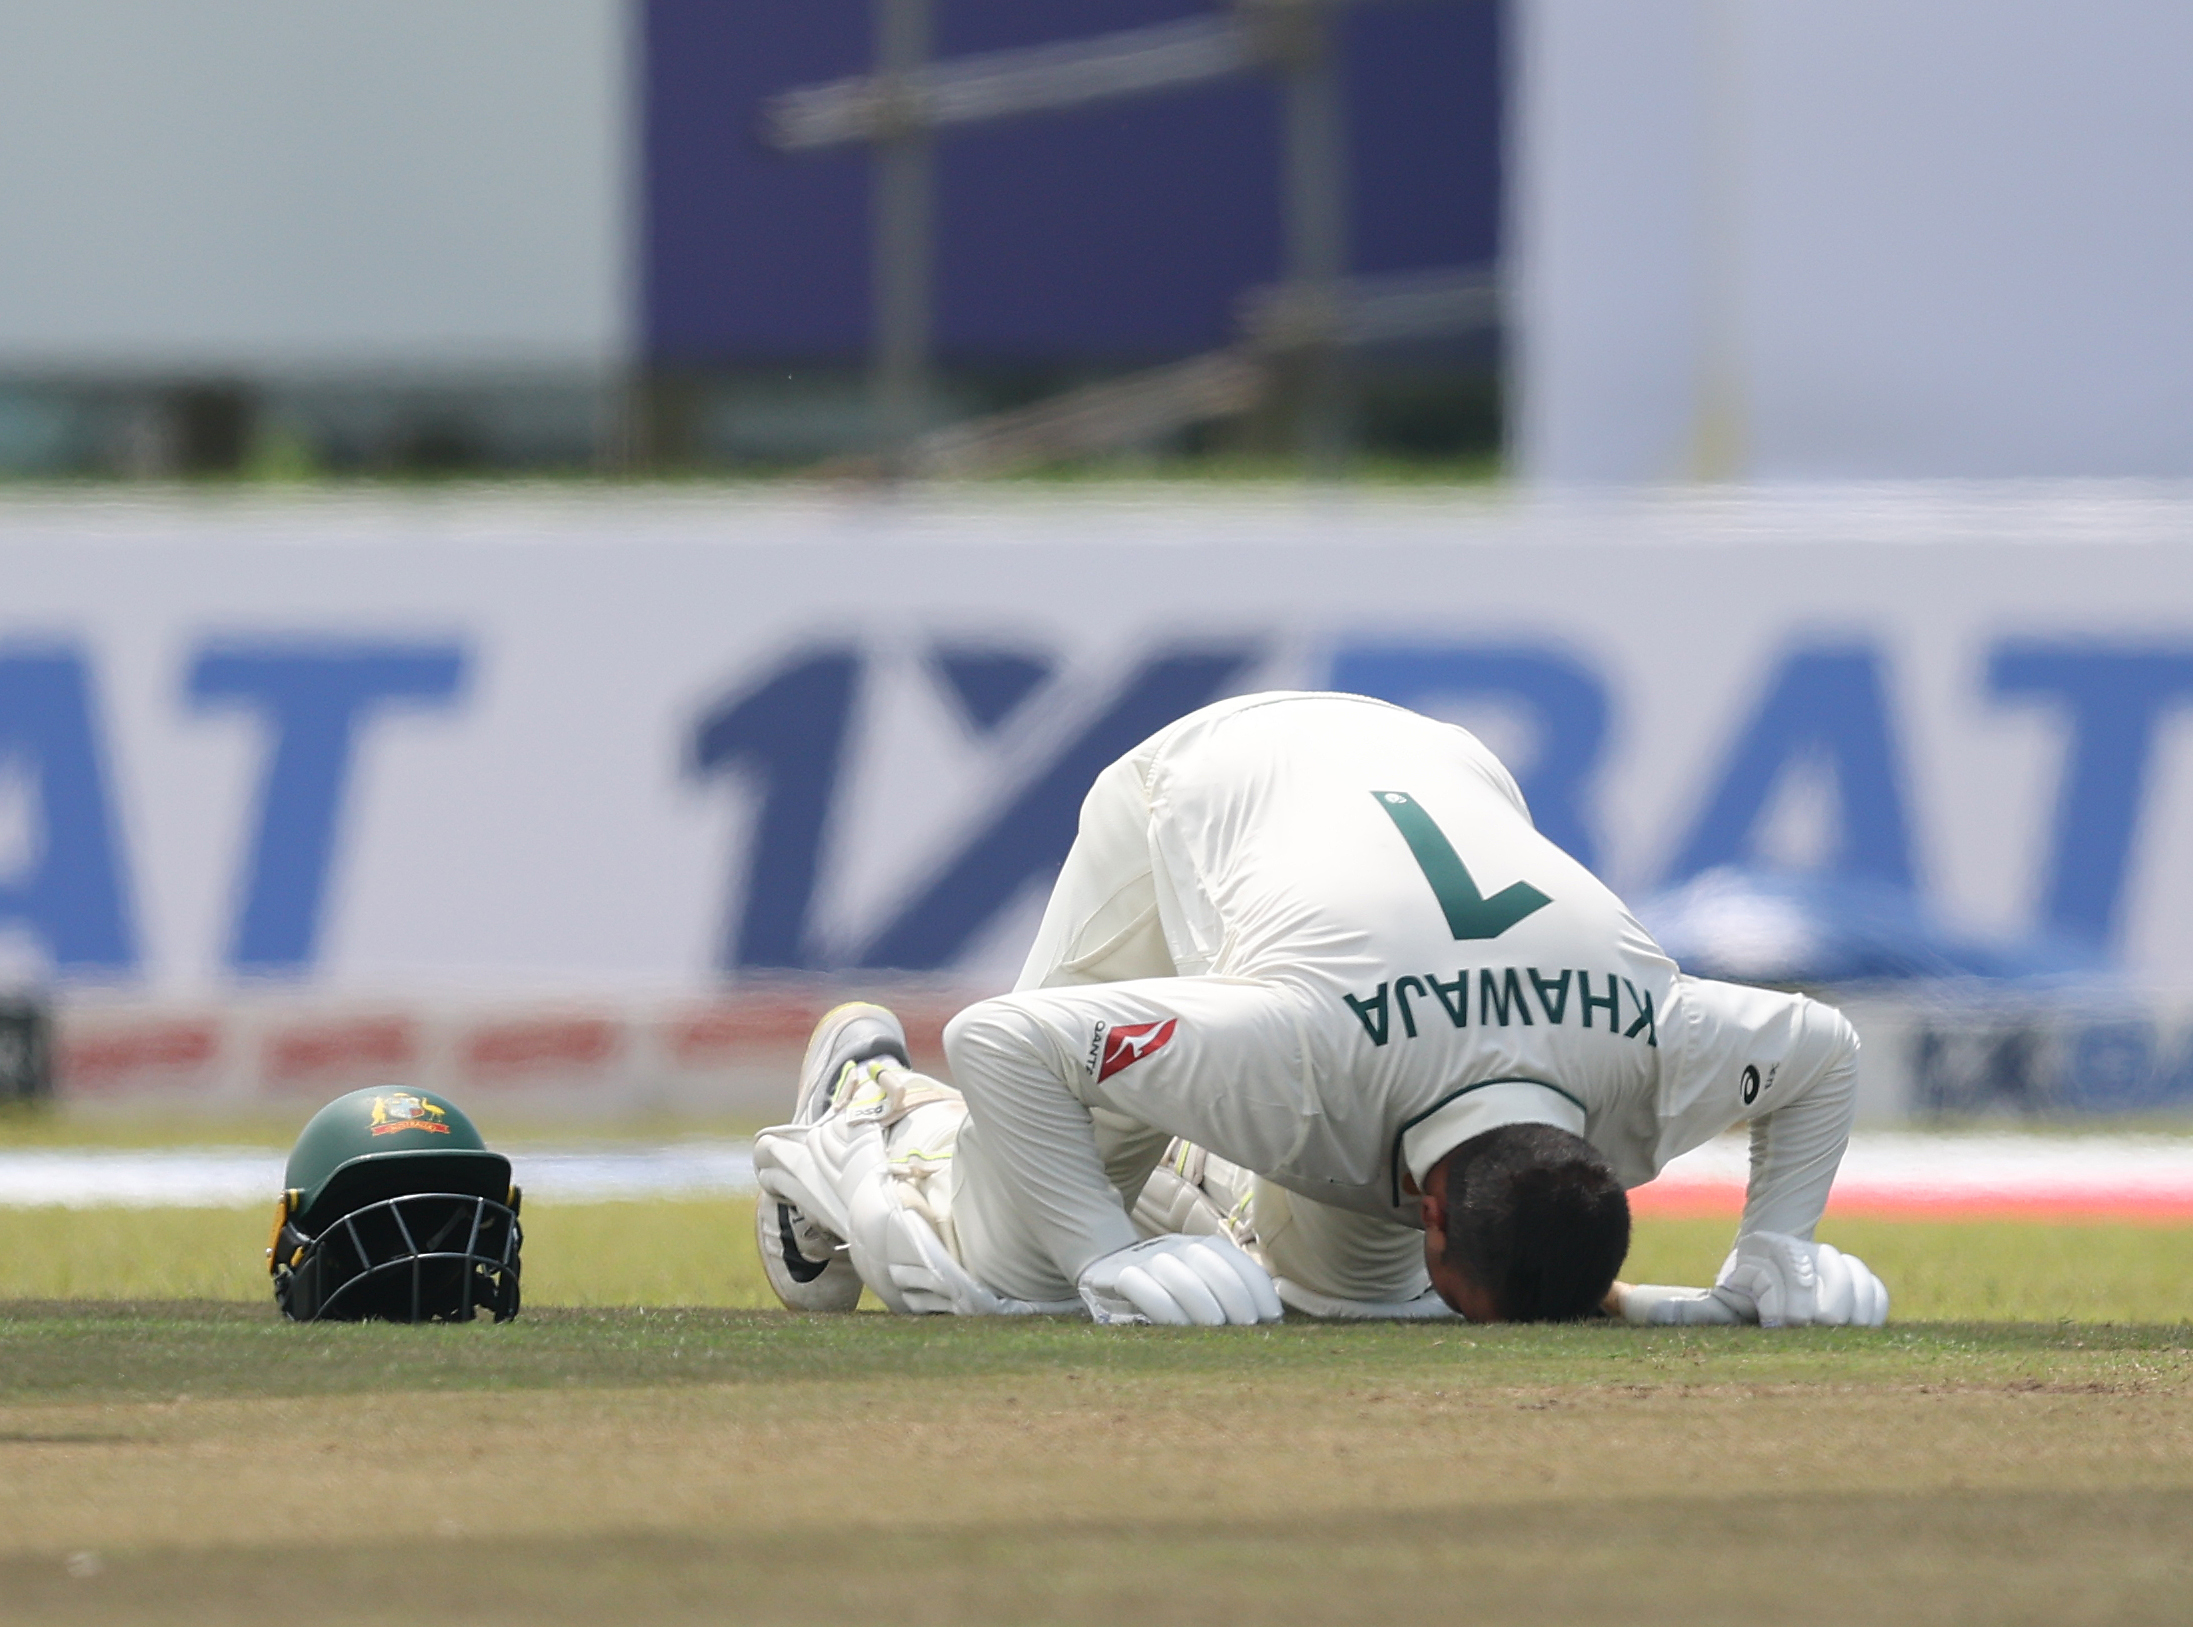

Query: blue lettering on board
[189,642,467,974]
[1329,644,1610,870]
[1989,643,2193,947]
[1668,643,1915,889]
[0,648,136,972]
[691,645,1256,974]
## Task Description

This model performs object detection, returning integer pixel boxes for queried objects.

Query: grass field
[5,1199,2193,1321]
[1,1306,2189,1626]
[2,1199,2191,1625]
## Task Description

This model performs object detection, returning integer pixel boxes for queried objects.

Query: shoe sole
[755,1197,863,1312]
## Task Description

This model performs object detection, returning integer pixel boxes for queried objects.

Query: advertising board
[6,491,2192,1114]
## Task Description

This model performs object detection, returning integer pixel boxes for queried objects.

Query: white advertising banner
[4,489,2192,1113]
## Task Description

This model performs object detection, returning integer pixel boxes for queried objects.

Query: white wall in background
[0,2,628,373]
[1514,1,2193,480]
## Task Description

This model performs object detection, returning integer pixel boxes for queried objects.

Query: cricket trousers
[936,753,1435,1310]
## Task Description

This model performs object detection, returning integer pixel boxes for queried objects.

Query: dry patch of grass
[5,1491,2191,1627]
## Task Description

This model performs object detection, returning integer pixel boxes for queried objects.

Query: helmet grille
[274,1191,522,1324]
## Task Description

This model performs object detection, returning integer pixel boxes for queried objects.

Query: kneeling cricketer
[755,691,1888,1328]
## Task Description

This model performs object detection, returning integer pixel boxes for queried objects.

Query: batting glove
[1619,1233,1889,1327]
[884,1209,1081,1317]
[1077,1234,1285,1326]
[1713,1232,1889,1327]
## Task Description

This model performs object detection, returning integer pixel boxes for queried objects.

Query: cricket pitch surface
[3,1304,2189,1626]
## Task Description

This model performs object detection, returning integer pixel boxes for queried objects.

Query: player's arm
[1617,1008,1887,1327]
[1733,1008,1860,1242]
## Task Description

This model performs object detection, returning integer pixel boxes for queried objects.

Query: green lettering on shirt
[1480,966,1534,1026]
[1370,791,1552,940]
[1393,975,1426,1040]
[1623,979,1658,1048]
[1529,967,1573,1024]
[1428,971,1470,1027]
[1343,984,1391,1047]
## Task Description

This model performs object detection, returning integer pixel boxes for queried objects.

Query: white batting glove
[1618,1234,1889,1327]
[884,1210,1081,1317]
[1712,1232,1890,1327]
[1077,1235,1284,1326]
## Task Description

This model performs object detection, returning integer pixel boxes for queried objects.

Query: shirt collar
[1397,1079,1587,1199]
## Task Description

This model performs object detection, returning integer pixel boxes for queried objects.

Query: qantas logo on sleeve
[1095,1018,1178,1082]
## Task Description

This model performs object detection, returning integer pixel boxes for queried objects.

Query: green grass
[1624,1214,2193,1323]
[0,1107,769,1149]
[6,1200,2190,1322]
[0,1201,779,1307]
[1,1302,2186,1404]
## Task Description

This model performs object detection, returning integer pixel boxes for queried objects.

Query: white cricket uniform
[936,691,1859,1307]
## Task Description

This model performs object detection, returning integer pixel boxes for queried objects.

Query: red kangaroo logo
[1097,1018,1177,1082]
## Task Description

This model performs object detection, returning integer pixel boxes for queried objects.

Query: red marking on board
[1098,1018,1177,1082]
[463,1017,620,1079]
[264,1017,416,1086]
[58,1020,222,1092]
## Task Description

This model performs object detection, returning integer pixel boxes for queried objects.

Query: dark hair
[1439,1124,1630,1322]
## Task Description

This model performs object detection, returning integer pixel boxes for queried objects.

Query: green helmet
[269,1086,521,1323]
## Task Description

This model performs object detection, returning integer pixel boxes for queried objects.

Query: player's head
[268,1086,522,1323]
[1419,1123,1629,1322]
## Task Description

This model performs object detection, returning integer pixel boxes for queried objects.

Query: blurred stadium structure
[0,1,1500,478]
[4,6,2193,1129]
[755,0,1497,475]
[8,3,2191,479]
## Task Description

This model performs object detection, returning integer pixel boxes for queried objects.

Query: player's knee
[942,998,1047,1101]
[1440,1125,1630,1322]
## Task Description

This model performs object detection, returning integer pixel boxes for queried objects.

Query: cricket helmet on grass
[269,1086,522,1323]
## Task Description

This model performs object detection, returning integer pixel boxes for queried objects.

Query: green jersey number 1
[1371,790,1551,940]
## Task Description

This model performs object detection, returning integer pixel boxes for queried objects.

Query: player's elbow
[1808,997,1861,1065]
[1791,997,1862,1099]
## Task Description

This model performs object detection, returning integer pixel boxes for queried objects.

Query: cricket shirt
[945,692,1859,1285]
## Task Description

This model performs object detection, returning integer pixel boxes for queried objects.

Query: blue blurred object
[643,0,1502,364]
[1634,866,2105,987]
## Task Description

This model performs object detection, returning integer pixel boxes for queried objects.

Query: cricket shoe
[754,1002,912,1313]
[794,1002,910,1122]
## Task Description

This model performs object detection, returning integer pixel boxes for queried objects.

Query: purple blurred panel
[643,2,1501,365]
[930,0,1280,357]
[932,0,1206,56]
[1347,4,1502,276]
[935,79,1284,356]
[643,5,872,358]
